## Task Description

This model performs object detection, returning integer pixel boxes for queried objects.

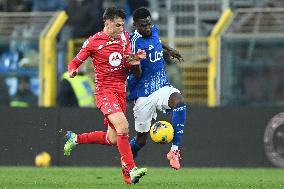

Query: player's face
[135,16,152,37]
[105,17,125,39]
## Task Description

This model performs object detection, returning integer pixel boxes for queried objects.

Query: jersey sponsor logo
[106,40,120,45]
[148,45,154,50]
[82,40,89,48]
[109,52,122,67]
[149,50,163,63]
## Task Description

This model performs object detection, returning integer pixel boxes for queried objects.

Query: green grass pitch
[1,167,284,189]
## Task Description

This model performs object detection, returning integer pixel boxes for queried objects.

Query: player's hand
[126,49,146,65]
[168,48,184,62]
[130,49,146,65]
[136,49,146,60]
[68,69,78,78]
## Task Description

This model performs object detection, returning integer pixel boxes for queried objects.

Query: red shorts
[96,92,126,129]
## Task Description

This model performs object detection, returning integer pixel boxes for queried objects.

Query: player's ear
[104,20,109,27]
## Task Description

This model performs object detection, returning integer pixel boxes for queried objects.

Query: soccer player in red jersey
[63,7,147,185]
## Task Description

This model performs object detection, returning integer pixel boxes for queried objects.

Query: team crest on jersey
[148,45,154,50]
[109,52,122,66]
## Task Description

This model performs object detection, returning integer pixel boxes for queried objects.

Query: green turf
[1,167,284,189]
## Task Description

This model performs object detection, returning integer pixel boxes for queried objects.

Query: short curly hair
[133,7,151,21]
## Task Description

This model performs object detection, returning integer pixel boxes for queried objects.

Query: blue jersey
[128,25,170,100]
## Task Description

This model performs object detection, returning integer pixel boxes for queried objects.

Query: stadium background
[0,0,284,169]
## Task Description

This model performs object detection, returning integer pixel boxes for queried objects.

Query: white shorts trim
[133,86,180,133]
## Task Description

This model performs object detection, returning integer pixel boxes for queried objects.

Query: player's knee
[137,138,147,146]
[107,136,117,145]
[169,92,186,108]
[119,127,129,134]
[136,132,148,146]
[113,119,129,134]
[117,123,129,134]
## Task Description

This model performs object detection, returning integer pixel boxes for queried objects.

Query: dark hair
[103,7,126,22]
[133,7,151,21]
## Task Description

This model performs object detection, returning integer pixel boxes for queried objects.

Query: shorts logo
[109,52,122,67]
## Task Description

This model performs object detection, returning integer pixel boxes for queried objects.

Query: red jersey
[68,31,133,94]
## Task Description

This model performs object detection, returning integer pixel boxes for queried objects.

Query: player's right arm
[162,43,184,62]
[68,38,92,78]
[127,49,146,79]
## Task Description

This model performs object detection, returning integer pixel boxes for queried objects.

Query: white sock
[75,135,78,143]
[171,145,179,151]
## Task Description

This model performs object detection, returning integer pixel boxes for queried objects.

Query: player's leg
[77,130,115,145]
[130,97,156,159]
[105,124,135,184]
[64,93,118,156]
[130,132,148,158]
[107,112,147,184]
[63,120,115,156]
[64,130,78,156]
[154,86,186,169]
[167,92,187,170]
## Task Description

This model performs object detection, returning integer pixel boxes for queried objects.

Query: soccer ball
[35,152,51,167]
[150,121,174,144]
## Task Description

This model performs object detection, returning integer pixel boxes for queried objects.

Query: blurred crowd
[0,0,153,107]
[0,0,150,36]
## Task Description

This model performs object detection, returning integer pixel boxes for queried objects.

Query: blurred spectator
[10,76,37,107]
[0,0,32,12]
[0,76,9,106]
[124,0,149,32]
[9,25,39,68]
[28,0,66,12]
[163,50,183,91]
[241,68,264,105]
[57,66,95,107]
[125,0,149,17]
[65,0,103,38]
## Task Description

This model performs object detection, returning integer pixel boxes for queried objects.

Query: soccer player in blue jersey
[128,7,187,170]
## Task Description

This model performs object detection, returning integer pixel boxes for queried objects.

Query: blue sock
[130,137,145,158]
[171,104,187,147]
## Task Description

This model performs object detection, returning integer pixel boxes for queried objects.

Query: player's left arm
[162,43,184,63]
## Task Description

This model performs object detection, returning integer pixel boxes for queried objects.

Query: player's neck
[103,28,119,40]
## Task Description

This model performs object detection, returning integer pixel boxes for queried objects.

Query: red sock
[77,131,111,145]
[117,133,136,170]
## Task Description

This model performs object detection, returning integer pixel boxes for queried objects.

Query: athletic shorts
[96,92,126,129]
[133,86,180,133]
